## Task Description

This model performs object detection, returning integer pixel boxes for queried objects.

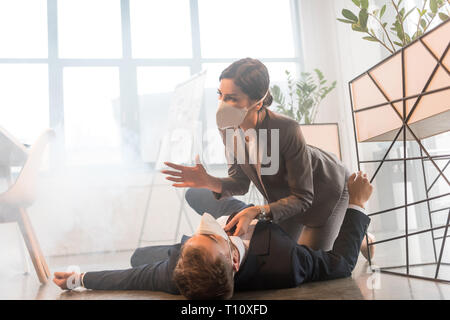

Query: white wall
[296,0,389,171]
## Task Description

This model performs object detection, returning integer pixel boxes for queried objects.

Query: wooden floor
[1,250,449,300]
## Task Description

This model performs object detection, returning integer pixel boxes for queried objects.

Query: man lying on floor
[54,171,373,299]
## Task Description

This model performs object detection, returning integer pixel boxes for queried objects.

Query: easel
[138,70,207,247]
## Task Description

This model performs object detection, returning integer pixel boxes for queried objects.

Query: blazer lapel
[253,109,270,201]
[255,130,269,201]
[247,221,271,255]
[234,221,271,283]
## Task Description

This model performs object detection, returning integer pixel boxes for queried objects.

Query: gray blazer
[213,107,347,227]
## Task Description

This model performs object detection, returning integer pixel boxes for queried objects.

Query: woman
[162,58,371,254]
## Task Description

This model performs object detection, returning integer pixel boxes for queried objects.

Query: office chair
[0,129,55,284]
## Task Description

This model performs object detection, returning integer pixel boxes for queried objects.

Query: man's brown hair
[172,245,234,299]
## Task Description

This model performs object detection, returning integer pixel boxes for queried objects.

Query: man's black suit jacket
[83,208,370,294]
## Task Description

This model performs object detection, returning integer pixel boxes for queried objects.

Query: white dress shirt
[216,215,258,266]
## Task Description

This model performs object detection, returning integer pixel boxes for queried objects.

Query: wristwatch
[257,206,272,222]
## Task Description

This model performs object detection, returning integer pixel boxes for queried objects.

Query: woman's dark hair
[219,58,273,107]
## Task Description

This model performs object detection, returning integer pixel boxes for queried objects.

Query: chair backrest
[0,129,55,207]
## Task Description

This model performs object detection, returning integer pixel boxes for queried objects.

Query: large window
[0,64,49,144]
[130,0,193,58]
[198,0,295,58]
[0,0,303,167]
[0,0,48,58]
[57,0,123,58]
[63,67,121,165]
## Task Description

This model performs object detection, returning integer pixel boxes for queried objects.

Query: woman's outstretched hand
[161,155,211,189]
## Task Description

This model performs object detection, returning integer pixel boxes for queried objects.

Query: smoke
[0,94,203,281]
[28,125,150,258]
[0,76,242,277]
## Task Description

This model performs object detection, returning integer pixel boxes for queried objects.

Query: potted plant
[271,69,336,124]
[337,0,449,54]
[270,69,342,160]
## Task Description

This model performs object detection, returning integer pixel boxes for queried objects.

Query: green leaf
[420,18,427,28]
[439,12,449,21]
[351,23,364,32]
[337,18,355,24]
[394,21,404,40]
[361,0,369,10]
[380,4,387,18]
[351,0,361,7]
[405,33,411,44]
[359,9,369,29]
[404,7,415,20]
[314,69,324,80]
[342,9,359,22]
[430,0,438,14]
[394,41,403,47]
[363,36,379,42]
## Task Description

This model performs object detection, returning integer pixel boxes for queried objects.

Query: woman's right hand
[161,155,211,189]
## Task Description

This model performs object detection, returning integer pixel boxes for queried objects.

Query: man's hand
[347,171,373,209]
[53,272,82,290]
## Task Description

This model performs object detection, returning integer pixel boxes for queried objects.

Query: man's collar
[229,236,245,267]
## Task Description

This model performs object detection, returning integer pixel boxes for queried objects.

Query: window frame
[0,0,305,169]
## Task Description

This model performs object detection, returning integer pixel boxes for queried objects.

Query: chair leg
[16,224,30,275]
[16,208,49,284]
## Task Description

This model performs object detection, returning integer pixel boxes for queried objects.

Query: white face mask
[195,212,229,241]
[216,89,269,129]
[194,213,234,265]
[194,212,246,268]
